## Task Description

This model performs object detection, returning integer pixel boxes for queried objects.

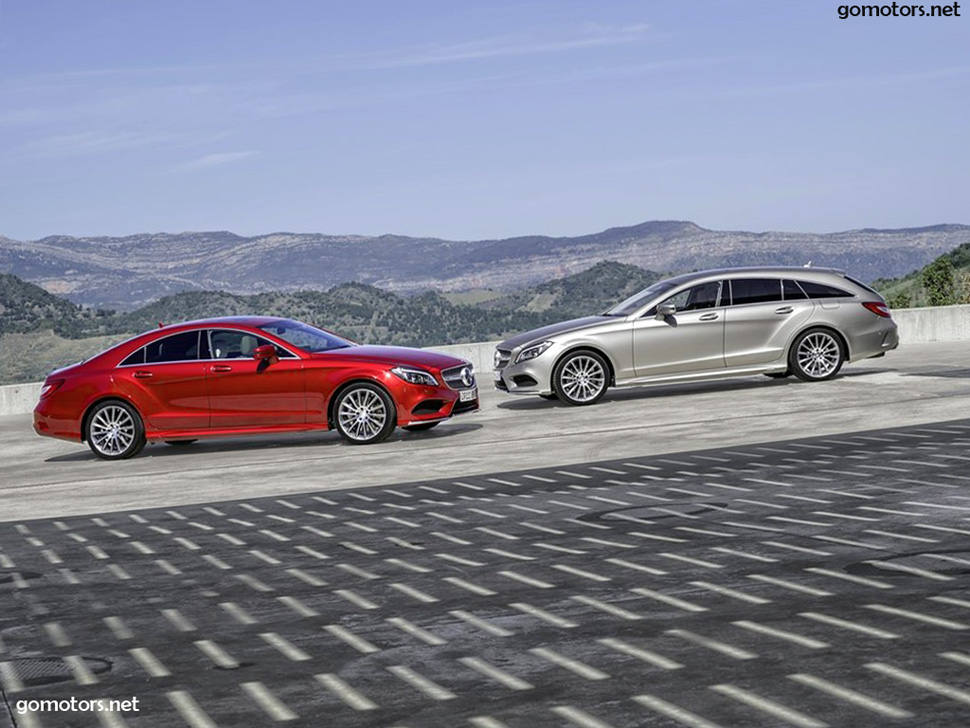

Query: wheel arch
[80,395,142,442]
[787,324,851,363]
[326,377,396,429]
[553,344,617,387]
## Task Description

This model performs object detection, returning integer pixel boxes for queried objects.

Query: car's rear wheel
[790,328,845,382]
[165,439,197,446]
[334,383,397,444]
[553,350,609,406]
[403,422,439,432]
[85,401,146,460]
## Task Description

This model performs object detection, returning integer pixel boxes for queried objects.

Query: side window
[208,330,292,359]
[659,282,722,313]
[729,278,782,306]
[798,280,852,299]
[144,331,202,364]
[783,279,808,301]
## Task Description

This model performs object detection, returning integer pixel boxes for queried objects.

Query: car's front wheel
[85,400,146,460]
[553,350,609,406]
[790,328,845,382]
[333,383,397,444]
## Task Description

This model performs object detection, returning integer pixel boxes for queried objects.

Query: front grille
[494,348,512,370]
[442,364,476,390]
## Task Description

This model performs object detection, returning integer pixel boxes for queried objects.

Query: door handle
[775,306,794,315]
[133,370,153,379]
[210,365,233,373]
[698,312,720,321]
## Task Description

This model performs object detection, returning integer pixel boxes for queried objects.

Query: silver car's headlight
[391,367,438,386]
[516,341,553,364]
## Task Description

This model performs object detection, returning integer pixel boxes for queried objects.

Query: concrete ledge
[893,304,970,343]
[3,305,968,417]
[0,382,42,417]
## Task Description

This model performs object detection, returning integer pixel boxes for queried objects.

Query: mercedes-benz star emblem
[460,367,474,387]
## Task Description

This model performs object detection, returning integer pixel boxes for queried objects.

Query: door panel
[633,282,726,378]
[115,330,209,431]
[633,311,725,377]
[205,329,307,428]
[723,301,815,367]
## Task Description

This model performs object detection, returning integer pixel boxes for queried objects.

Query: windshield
[604,281,678,317]
[257,320,353,352]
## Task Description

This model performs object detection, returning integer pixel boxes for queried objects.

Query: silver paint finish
[495,266,898,398]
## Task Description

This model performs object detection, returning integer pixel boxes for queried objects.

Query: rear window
[144,331,202,364]
[798,281,852,299]
[728,278,783,306]
[783,280,808,301]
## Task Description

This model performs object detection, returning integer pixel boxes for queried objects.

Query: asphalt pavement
[1,340,969,727]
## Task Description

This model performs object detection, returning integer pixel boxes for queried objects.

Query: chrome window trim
[115,326,301,368]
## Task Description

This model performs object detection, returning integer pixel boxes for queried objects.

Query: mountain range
[3,220,968,310]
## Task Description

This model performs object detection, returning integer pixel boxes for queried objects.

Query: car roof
[662,266,846,286]
[155,315,287,332]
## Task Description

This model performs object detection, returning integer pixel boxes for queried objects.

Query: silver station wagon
[494,266,898,406]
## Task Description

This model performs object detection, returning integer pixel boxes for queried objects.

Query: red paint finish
[33,317,478,449]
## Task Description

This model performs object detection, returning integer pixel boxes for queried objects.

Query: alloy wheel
[557,354,607,404]
[337,387,390,442]
[795,331,842,379]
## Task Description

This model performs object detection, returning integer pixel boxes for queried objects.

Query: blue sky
[0,0,967,240]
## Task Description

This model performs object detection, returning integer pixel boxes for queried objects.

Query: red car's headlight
[40,379,64,398]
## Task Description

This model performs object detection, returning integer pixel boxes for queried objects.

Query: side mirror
[656,302,677,319]
[253,344,277,361]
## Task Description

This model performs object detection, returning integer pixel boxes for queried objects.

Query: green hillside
[872,242,970,307]
[0,261,664,383]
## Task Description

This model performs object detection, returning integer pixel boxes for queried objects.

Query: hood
[314,345,468,371]
[499,316,613,351]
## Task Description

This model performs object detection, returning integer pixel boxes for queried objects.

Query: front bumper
[393,378,479,426]
[493,356,555,396]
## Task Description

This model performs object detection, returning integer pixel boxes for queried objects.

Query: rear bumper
[33,401,83,443]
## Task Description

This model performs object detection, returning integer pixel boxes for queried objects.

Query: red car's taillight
[862,302,891,318]
[39,379,64,398]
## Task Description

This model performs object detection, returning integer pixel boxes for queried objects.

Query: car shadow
[495,367,897,410]
[44,422,484,462]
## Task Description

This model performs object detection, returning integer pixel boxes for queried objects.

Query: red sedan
[34,317,479,459]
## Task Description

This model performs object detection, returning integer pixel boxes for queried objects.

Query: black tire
[333,383,397,444]
[789,328,845,382]
[763,372,791,379]
[85,400,146,460]
[539,393,559,401]
[553,350,610,406]
[403,422,440,432]
[164,439,197,446]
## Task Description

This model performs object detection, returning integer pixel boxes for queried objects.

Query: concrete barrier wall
[2,305,967,417]
[893,304,970,344]
[0,382,43,416]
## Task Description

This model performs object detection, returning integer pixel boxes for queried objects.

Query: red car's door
[115,330,209,432]
[205,328,306,428]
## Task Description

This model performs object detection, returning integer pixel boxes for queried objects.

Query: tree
[887,291,912,309]
[921,257,957,307]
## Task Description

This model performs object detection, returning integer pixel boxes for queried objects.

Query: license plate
[460,387,477,402]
